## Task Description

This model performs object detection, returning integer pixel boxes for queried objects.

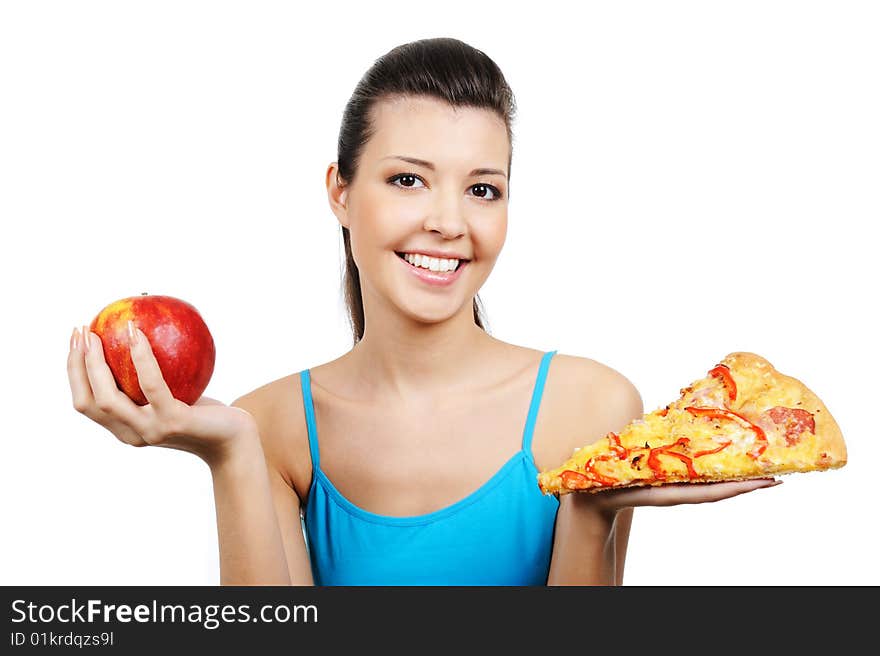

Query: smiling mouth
[394,252,468,273]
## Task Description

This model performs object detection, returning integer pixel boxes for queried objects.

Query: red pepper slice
[646,437,697,479]
[708,364,737,402]
[583,458,619,487]
[646,450,666,479]
[607,432,629,459]
[657,407,669,417]
[560,470,591,490]
[693,441,732,457]
[659,450,698,478]
[685,406,767,458]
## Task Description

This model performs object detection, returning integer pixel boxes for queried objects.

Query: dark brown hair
[334,37,517,344]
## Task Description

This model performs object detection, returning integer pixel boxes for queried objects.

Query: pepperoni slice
[762,406,816,446]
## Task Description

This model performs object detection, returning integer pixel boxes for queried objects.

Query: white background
[2,1,877,586]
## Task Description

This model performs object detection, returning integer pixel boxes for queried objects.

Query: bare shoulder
[535,352,644,472]
[230,374,309,495]
[551,353,642,403]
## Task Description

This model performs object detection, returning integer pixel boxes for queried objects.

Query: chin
[396,297,472,325]
[402,306,458,325]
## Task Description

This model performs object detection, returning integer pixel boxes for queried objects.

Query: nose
[423,194,467,238]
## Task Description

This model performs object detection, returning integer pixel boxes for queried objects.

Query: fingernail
[127,320,139,346]
[82,326,91,353]
[70,327,78,351]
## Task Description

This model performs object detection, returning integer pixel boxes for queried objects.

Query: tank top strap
[521,350,558,461]
[299,369,320,471]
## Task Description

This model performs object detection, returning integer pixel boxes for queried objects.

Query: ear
[326,162,350,229]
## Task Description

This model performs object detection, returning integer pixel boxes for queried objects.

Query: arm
[546,368,643,585]
[225,394,314,586]
[68,325,307,585]
[613,507,634,585]
[209,430,294,585]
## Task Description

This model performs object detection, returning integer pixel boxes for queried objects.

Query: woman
[67,37,777,585]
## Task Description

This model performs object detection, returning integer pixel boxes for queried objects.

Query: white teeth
[403,253,459,272]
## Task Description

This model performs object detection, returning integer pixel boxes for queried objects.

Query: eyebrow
[381,155,507,179]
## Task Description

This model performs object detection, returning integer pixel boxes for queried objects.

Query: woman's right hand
[67,324,258,468]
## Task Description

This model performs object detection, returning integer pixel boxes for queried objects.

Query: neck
[348,299,498,404]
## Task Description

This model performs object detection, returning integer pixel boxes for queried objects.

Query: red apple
[89,293,216,406]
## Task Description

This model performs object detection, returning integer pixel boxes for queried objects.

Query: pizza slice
[537,352,847,496]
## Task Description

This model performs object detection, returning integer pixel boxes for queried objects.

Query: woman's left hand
[591,478,782,511]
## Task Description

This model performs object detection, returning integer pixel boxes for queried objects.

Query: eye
[388,173,425,190]
[388,173,504,202]
[470,183,503,202]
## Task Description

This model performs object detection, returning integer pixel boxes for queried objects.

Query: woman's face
[329,95,510,327]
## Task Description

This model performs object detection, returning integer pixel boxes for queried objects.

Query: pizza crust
[540,465,845,496]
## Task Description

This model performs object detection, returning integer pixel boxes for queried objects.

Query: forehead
[364,96,509,169]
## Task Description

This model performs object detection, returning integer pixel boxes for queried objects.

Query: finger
[68,327,96,415]
[655,479,780,504]
[69,327,149,447]
[706,478,782,500]
[103,418,150,447]
[81,326,149,431]
[594,478,781,508]
[594,485,669,508]
[194,396,224,406]
[127,320,176,415]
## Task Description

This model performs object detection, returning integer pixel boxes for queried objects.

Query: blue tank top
[299,350,560,586]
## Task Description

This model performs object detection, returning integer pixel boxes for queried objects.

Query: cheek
[473,217,507,259]
[346,221,372,271]
[347,214,402,271]
[354,191,413,246]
